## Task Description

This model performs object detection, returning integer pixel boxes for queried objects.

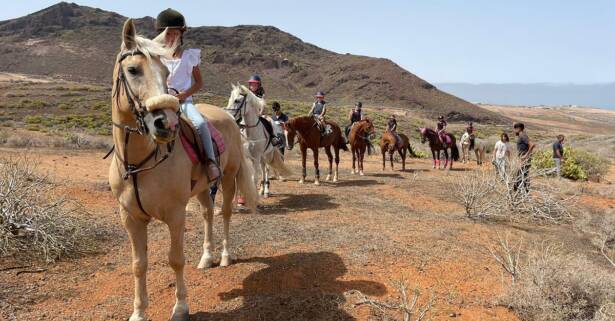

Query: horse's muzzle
[146,109,179,144]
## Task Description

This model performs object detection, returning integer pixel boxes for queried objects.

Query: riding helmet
[248,75,262,84]
[272,101,281,111]
[315,91,325,98]
[355,102,362,108]
[156,8,187,31]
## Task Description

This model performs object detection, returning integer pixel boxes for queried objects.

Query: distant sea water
[436,83,615,110]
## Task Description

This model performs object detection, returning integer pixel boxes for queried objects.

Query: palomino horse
[225,84,292,197]
[284,116,348,184]
[108,20,257,321]
[419,127,460,170]
[460,131,486,165]
[349,118,375,175]
[380,131,413,171]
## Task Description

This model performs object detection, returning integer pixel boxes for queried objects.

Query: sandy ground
[1,146,613,321]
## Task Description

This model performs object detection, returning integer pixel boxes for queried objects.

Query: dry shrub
[0,154,108,262]
[453,158,575,222]
[575,208,615,270]
[346,279,434,321]
[497,242,615,321]
[0,130,111,150]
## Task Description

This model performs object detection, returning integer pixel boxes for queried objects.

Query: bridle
[224,93,250,127]
[105,49,179,216]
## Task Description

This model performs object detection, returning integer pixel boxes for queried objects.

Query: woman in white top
[156,8,219,180]
[492,132,511,177]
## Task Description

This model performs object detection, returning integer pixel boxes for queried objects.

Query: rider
[156,8,219,181]
[247,75,279,146]
[271,101,289,155]
[345,102,364,140]
[436,115,448,146]
[248,74,265,99]
[387,114,401,147]
[308,91,327,135]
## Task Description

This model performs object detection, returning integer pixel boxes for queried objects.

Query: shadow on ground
[190,251,386,321]
[261,193,339,214]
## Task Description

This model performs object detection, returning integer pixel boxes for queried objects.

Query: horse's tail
[237,138,258,213]
[338,136,348,152]
[407,143,416,157]
[451,139,460,161]
[268,148,292,177]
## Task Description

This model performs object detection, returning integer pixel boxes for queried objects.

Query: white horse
[460,131,486,165]
[225,84,291,197]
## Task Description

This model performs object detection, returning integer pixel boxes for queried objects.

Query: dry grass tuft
[0,154,109,263]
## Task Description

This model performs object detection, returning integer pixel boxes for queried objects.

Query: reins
[104,49,179,217]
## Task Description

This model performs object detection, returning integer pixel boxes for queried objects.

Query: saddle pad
[179,117,225,165]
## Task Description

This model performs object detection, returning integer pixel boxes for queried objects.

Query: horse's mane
[227,84,265,112]
[120,30,177,61]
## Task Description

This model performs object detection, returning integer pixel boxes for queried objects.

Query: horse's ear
[240,84,250,94]
[122,19,137,50]
[231,83,237,91]
[153,27,166,45]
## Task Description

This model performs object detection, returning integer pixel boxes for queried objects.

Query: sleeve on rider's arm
[188,49,201,67]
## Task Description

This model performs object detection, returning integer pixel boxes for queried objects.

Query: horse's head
[283,120,297,150]
[112,19,180,144]
[225,83,264,124]
[362,118,376,138]
[418,127,428,144]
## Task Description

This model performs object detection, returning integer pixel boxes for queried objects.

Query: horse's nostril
[154,117,166,130]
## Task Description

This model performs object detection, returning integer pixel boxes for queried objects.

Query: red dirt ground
[1,147,613,321]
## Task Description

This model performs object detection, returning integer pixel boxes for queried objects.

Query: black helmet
[272,101,281,111]
[355,102,362,108]
[156,8,186,31]
[315,91,325,98]
[248,75,262,84]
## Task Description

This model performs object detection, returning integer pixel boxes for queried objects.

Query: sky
[3,0,615,84]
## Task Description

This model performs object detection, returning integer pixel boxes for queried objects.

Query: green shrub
[532,147,609,181]
[24,115,43,124]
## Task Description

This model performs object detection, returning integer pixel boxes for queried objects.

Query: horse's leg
[325,146,333,181]
[196,192,214,269]
[313,148,321,185]
[382,147,386,171]
[431,150,437,169]
[256,157,264,196]
[443,149,450,170]
[262,160,270,198]
[359,147,365,176]
[351,146,357,175]
[389,149,394,170]
[166,209,189,321]
[436,150,441,169]
[400,147,406,171]
[220,171,236,267]
[299,145,307,184]
[121,209,149,321]
[334,147,340,182]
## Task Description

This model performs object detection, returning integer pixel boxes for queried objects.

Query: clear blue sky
[4,1,615,84]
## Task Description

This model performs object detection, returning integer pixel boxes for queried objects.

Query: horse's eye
[234,99,242,103]
[127,66,140,76]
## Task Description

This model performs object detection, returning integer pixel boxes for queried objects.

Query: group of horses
[107,20,479,321]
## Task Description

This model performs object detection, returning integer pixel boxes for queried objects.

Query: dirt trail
[3,147,611,320]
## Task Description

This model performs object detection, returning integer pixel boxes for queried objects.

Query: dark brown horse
[380,131,413,171]
[285,116,348,185]
[349,118,375,175]
[419,127,460,170]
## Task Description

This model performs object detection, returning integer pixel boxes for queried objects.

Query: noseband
[224,94,248,127]
[105,49,179,217]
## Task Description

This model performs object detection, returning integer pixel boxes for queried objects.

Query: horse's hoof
[298,179,305,184]
[263,193,269,198]
[220,255,232,267]
[359,171,364,176]
[197,254,214,269]
[314,180,320,186]
[170,313,189,321]
[351,170,356,175]
[129,313,148,321]
[171,303,190,321]
[333,177,338,183]
[279,177,286,182]
[326,175,331,181]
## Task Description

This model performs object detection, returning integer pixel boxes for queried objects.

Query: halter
[224,93,248,127]
[105,49,179,216]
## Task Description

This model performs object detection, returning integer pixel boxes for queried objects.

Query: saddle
[179,116,225,165]
[259,116,279,147]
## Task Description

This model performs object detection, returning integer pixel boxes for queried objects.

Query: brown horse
[349,118,375,175]
[380,131,413,171]
[109,20,257,321]
[284,116,348,184]
[419,127,460,169]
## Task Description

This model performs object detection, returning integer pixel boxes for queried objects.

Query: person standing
[271,101,289,156]
[492,132,511,178]
[552,134,565,177]
[513,123,535,192]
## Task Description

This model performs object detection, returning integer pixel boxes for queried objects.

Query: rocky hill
[0,2,506,122]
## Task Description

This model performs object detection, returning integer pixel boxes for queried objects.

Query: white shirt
[461,132,471,144]
[161,48,201,102]
[494,140,509,159]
